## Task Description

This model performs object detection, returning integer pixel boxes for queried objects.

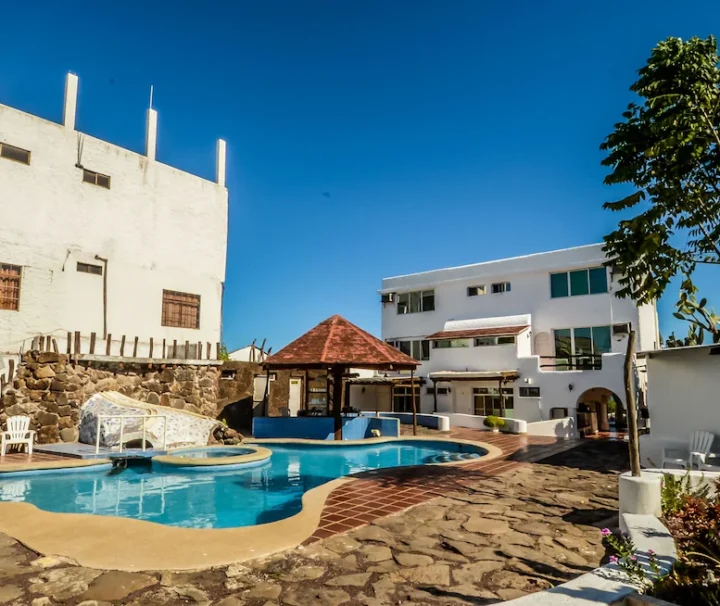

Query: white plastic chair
[662,431,715,469]
[1,416,35,456]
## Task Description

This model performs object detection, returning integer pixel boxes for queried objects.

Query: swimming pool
[169,446,256,459]
[0,440,486,528]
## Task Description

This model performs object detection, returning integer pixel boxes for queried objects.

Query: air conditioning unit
[381,293,395,304]
[612,323,630,335]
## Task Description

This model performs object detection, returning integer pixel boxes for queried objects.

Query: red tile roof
[264,315,420,370]
[425,325,529,340]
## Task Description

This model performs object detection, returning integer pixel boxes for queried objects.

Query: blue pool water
[0,440,486,528]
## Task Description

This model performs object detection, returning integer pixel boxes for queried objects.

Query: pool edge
[0,437,503,571]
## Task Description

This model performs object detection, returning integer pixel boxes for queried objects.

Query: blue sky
[1,1,718,350]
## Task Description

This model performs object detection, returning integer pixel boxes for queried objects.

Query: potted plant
[483,415,505,433]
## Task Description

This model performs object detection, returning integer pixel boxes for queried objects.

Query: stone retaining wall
[0,351,221,444]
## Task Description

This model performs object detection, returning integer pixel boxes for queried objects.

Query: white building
[377,244,659,437]
[637,344,720,467]
[0,73,228,360]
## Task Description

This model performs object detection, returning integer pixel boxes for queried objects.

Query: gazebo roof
[263,315,420,370]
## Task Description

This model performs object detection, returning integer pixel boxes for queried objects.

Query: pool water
[0,440,486,528]
[171,447,256,459]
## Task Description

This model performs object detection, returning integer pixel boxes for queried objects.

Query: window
[519,386,541,397]
[550,267,608,298]
[388,339,429,361]
[0,142,30,165]
[82,169,111,189]
[77,262,103,275]
[162,290,201,329]
[433,339,469,349]
[0,264,21,311]
[397,290,435,314]
[393,385,421,412]
[491,282,511,294]
[473,387,514,416]
[467,285,486,297]
[553,325,611,369]
[474,335,516,346]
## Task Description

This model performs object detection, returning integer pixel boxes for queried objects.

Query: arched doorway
[576,387,623,437]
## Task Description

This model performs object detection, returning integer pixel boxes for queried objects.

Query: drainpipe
[94,255,109,339]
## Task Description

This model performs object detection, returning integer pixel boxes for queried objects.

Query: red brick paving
[304,429,580,543]
[0,451,68,466]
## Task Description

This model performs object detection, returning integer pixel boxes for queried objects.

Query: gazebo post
[332,366,344,440]
[498,376,505,418]
[432,378,438,413]
[263,368,271,416]
[411,369,417,436]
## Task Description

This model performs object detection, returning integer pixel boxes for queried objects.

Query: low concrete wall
[525,417,577,439]
[504,513,676,605]
[443,412,527,434]
[252,416,400,440]
[360,411,451,432]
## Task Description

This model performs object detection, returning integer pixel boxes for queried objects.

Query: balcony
[540,354,603,371]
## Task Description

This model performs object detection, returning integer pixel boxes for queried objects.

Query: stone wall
[1,351,221,444]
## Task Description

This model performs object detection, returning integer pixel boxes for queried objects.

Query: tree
[601,36,720,304]
[673,279,720,343]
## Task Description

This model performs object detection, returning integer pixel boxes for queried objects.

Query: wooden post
[172,340,177,358]
[625,330,641,477]
[411,369,418,436]
[74,331,81,355]
[120,335,126,357]
[250,339,257,363]
[52,338,59,353]
[39,336,46,351]
[198,341,202,360]
[216,342,221,360]
[206,342,211,359]
[432,379,439,413]
[8,360,15,385]
[498,377,506,417]
[133,337,139,358]
[66,332,72,354]
[106,334,112,356]
[332,367,344,440]
[149,338,154,358]
[184,340,189,359]
[304,370,309,410]
[31,337,39,351]
[89,332,96,354]
[262,368,271,416]
[162,339,167,358]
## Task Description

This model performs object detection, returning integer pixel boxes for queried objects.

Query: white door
[454,385,472,415]
[288,378,302,416]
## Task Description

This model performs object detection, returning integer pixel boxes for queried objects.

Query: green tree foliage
[601,36,720,304]
[673,279,720,344]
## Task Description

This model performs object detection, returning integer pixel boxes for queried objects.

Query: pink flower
[601,528,611,537]
[630,555,637,561]
[648,549,655,555]
[610,555,619,564]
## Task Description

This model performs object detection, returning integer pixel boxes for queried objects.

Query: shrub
[483,415,505,430]
[662,471,712,516]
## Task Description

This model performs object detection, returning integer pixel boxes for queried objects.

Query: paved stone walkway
[0,440,627,605]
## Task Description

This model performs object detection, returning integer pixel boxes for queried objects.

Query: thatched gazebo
[263,315,420,439]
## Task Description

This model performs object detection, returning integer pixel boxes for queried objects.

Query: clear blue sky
[2,1,718,350]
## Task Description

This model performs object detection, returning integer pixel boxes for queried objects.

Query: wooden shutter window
[0,264,21,311]
[162,290,200,329]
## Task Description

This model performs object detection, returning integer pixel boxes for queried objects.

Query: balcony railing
[540,355,602,371]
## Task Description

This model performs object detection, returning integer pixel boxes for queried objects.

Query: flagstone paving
[0,438,627,605]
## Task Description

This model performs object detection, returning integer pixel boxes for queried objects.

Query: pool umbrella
[263,315,420,439]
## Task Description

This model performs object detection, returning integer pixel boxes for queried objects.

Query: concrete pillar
[145,108,158,161]
[216,139,227,187]
[619,471,662,531]
[63,73,79,130]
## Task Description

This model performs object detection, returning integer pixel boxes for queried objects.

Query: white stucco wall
[380,244,656,422]
[639,347,720,467]
[0,79,228,356]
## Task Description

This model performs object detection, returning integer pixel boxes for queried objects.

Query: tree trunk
[624,330,641,477]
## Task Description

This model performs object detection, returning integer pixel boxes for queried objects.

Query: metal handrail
[540,354,603,371]
[95,414,168,454]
